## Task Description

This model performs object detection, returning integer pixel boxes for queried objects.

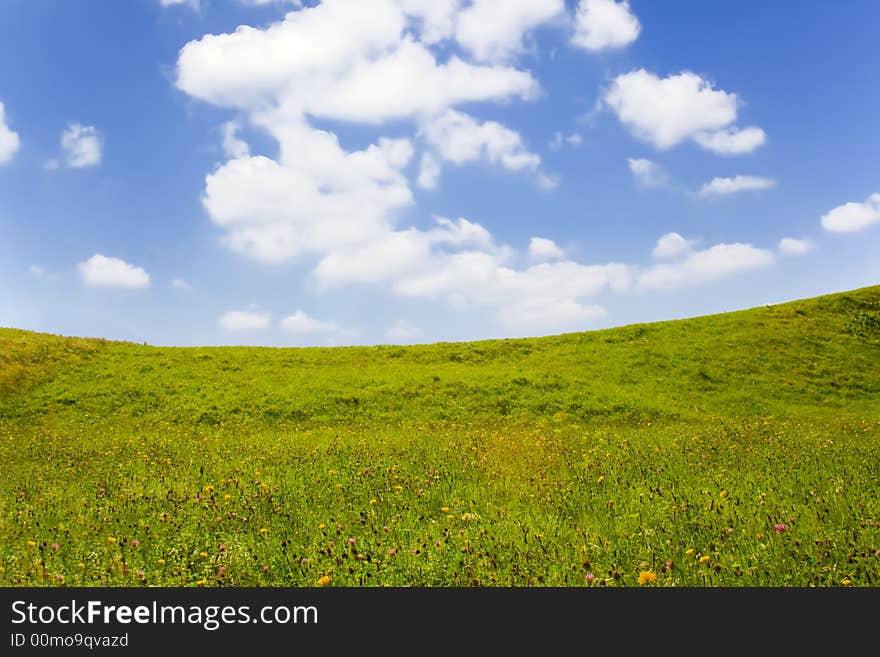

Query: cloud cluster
[172,1,789,336]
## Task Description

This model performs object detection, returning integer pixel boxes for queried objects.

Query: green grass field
[1,286,879,587]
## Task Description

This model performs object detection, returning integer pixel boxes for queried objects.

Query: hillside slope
[2,285,879,428]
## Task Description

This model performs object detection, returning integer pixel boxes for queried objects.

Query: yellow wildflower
[638,570,657,585]
[699,555,711,565]
[317,575,331,587]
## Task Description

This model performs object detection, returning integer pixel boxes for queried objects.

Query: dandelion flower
[638,571,657,585]
[841,578,852,586]
[107,537,117,544]
[699,555,711,565]
[394,485,402,491]
[685,548,694,556]
[317,575,330,587]
[720,490,728,498]
[199,551,208,558]
[196,579,207,586]
[157,558,166,565]
[26,540,36,548]
[369,499,377,505]
[259,528,269,535]
[597,476,605,484]
[441,507,450,513]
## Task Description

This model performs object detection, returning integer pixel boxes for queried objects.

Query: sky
[0,0,878,347]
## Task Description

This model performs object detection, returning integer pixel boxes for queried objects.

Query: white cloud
[202,123,414,264]
[61,123,102,168]
[279,309,340,334]
[160,0,198,7]
[421,109,540,172]
[652,232,695,259]
[693,126,766,155]
[455,0,564,63]
[417,152,441,190]
[698,175,776,198]
[0,101,21,165]
[627,157,668,188]
[394,254,630,333]
[820,193,880,233]
[604,69,764,154]
[313,216,495,289]
[638,242,774,291]
[78,254,150,289]
[171,278,193,290]
[221,122,250,159]
[176,3,538,118]
[778,237,816,256]
[529,237,564,260]
[385,319,422,342]
[399,0,462,44]
[548,131,583,150]
[219,310,270,331]
[29,265,45,277]
[571,0,641,52]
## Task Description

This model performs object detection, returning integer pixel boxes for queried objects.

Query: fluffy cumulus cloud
[219,310,270,331]
[604,70,765,154]
[820,193,880,233]
[78,254,150,289]
[455,0,564,63]
[0,101,21,165]
[778,237,815,256]
[61,123,103,168]
[571,0,640,52]
[693,126,766,155]
[528,237,564,260]
[652,232,695,260]
[418,109,547,186]
[698,175,776,198]
[638,241,774,291]
[393,254,630,332]
[627,157,668,188]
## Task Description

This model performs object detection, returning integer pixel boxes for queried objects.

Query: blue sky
[1,0,878,346]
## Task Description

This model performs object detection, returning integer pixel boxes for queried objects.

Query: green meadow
[1,286,879,587]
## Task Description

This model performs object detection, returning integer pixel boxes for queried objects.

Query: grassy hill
[1,285,879,586]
